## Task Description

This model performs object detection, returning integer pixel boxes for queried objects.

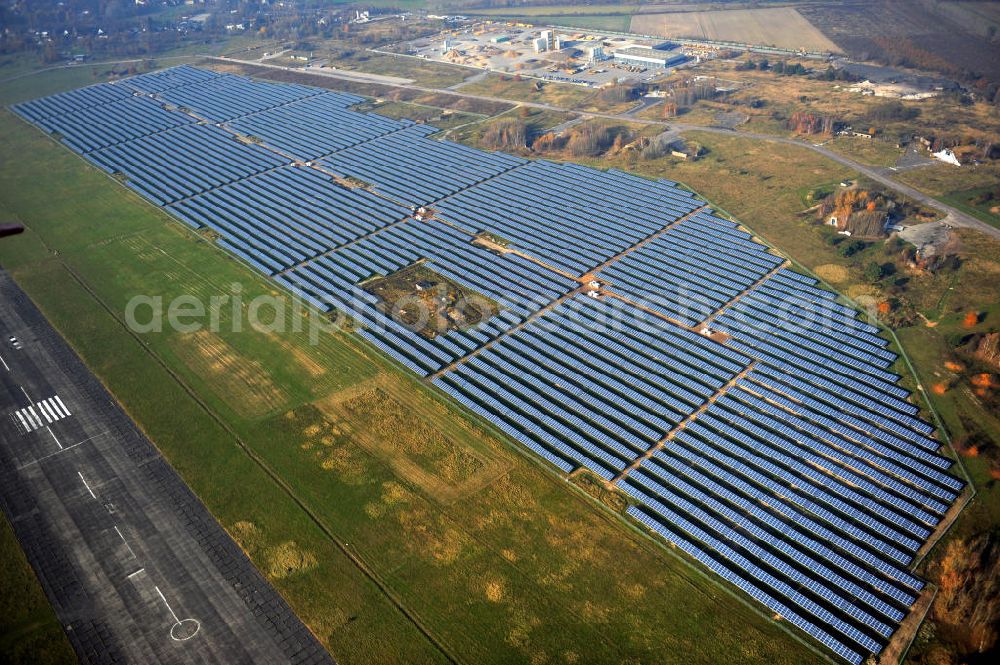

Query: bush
[838,239,867,257]
[866,100,920,123]
[864,261,885,283]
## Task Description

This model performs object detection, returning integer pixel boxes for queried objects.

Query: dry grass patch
[171,329,287,418]
[316,373,510,504]
[228,521,318,580]
[814,263,851,284]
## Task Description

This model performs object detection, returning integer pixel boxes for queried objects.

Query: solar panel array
[13,65,962,664]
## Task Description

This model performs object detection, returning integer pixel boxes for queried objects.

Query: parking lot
[401,23,689,87]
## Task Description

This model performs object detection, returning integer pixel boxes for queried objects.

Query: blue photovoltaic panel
[13,66,963,664]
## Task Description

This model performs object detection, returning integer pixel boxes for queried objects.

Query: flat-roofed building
[613,46,688,69]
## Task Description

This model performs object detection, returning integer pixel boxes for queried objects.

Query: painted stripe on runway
[35,402,59,423]
[53,395,70,417]
[26,406,43,429]
[45,399,63,420]
[44,398,65,418]
[11,397,72,433]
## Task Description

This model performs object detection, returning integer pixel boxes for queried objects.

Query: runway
[0,270,333,665]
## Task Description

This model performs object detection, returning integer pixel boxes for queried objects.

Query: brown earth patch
[314,372,510,504]
[171,330,287,418]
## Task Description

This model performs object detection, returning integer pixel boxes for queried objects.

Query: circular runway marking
[170,618,201,641]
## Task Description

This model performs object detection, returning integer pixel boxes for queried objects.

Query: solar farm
[12,65,963,664]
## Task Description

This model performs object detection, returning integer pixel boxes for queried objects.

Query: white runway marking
[127,567,146,580]
[18,430,109,469]
[154,586,201,641]
[26,406,42,429]
[10,395,72,433]
[114,526,137,560]
[47,426,63,450]
[0,353,8,371]
[78,471,97,499]
[52,395,70,417]
[38,400,57,422]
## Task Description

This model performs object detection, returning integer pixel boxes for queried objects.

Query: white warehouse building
[613,46,687,69]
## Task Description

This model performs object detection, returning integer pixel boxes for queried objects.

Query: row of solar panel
[742,383,959,499]
[433,295,752,477]
[320,125,526,207]
[227,93,409,160]
[119,64,226,94]
[155,74,322,123]
[627,505,867,665]
[15,67,962,663]
[436,160,703,274]
[170,165,412,270]
[282,217,578,369]
[663,432,921,606]
[85,123,287,206]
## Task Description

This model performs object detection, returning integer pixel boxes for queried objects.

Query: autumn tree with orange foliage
[785,111,837,135]
[929,534,1000,656]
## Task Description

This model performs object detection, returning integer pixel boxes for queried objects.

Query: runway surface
[0,270,333,665]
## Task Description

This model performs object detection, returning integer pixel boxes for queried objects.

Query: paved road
[0,271,333,665]
[681,126,1000,240]
[212,56,1000,241]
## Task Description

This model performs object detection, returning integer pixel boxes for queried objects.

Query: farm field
[526,14,633,33]
[0,68,826,665]
[798,0,1000,79]
[5,65,973,664]
[630,7,842,52]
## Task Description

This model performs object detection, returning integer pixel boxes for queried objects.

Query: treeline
[735,58,808,75]
[864,35,1000,107]
[659,80,719,117]
[530,123,632,158]
[736,57,859,82]
[480,117,527,151]
[0,0,437,63]
[786,111,838,135]
[866,100,921,122]
[597,82,641,104]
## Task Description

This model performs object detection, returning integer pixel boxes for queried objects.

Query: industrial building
[613,46,688,69]
[587,45,607,63]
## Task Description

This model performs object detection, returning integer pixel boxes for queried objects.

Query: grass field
[457,72,594,109]
[520,14,634,33]
[0,69,824,665]
[630,7,842,52]
[895,163,1000,230]
[823,136,904,169]
[0,515,76,665]
[354,100,485,131]
[330,51,470,88]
